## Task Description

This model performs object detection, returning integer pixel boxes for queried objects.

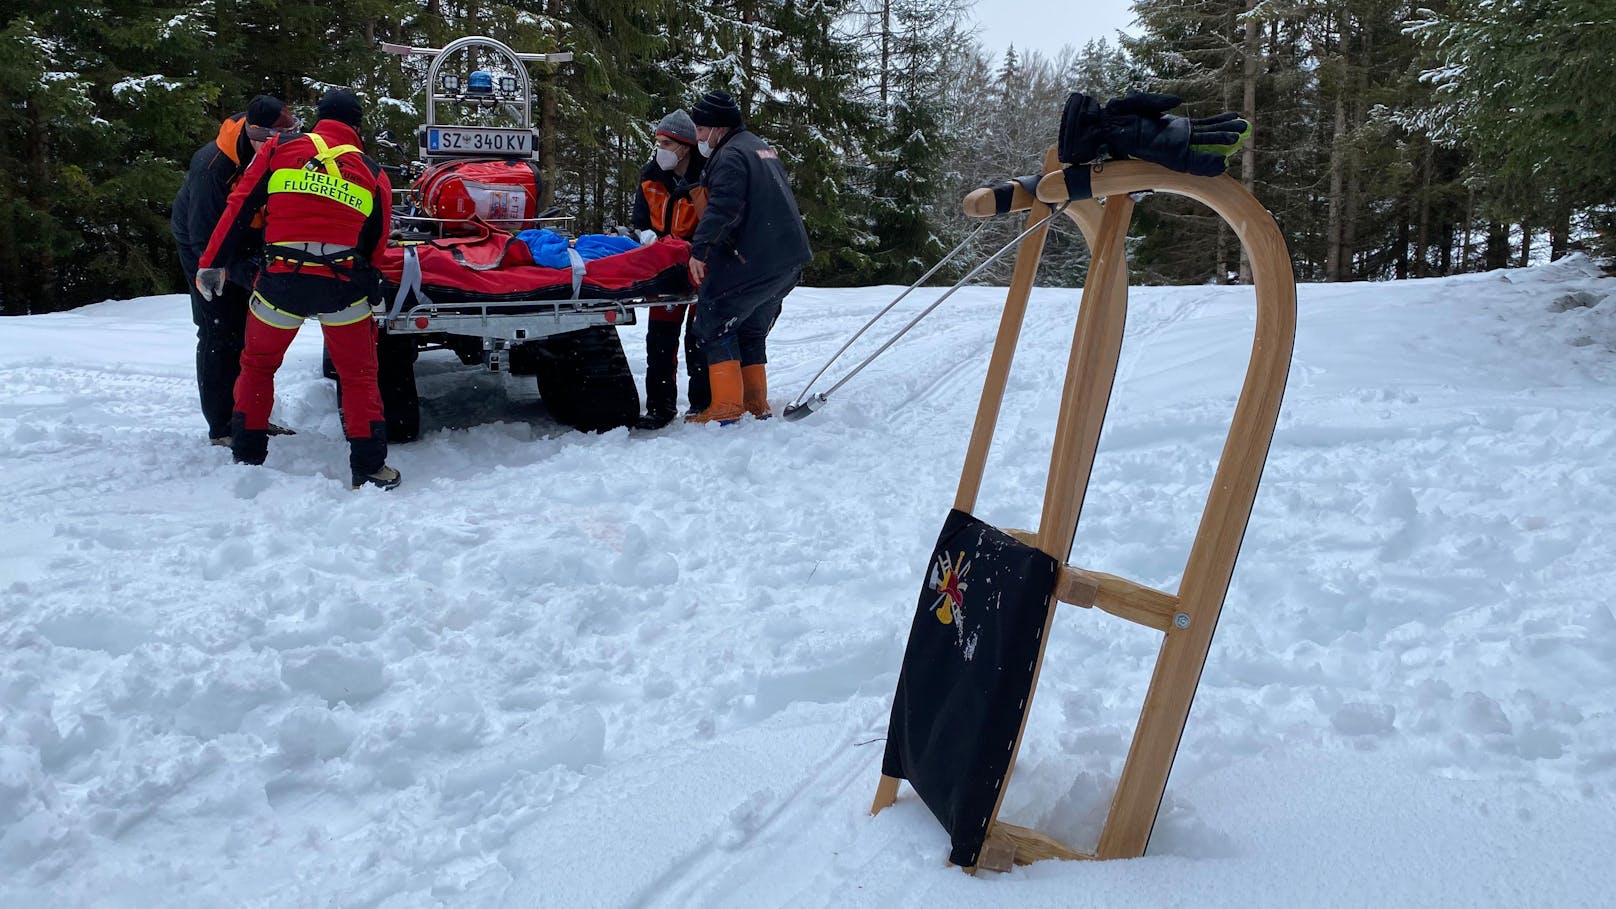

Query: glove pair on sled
[1059,91,1250,177]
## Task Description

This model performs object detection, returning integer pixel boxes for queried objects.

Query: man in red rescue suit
[170,95,297,445]
[629,109,709,429]
[196,89,401,490]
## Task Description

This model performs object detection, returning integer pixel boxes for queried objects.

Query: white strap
[568,248,586,300]
[389,246,432,321]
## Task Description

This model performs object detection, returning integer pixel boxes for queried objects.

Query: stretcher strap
[568,248,586,300]
[389,245,433,321]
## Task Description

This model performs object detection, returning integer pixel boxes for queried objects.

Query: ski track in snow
[2,257,1616,906]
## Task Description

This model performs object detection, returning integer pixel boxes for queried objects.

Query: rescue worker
[686,90,811,423]
[170,95,297,446]
[196,89,401,489]
[629,109,709,429]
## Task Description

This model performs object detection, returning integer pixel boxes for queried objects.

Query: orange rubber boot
[686,359,746,424]
[742,364,771,419]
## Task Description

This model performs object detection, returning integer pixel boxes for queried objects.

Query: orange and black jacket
[171,113,262,280]
[630,154,707,240]
[201,119,392,281]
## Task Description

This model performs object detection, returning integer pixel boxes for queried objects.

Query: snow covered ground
[2,255,1614,907]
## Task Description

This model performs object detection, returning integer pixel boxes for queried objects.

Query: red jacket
[201,119,392,275]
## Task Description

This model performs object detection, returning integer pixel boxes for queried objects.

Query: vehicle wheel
[531,326,640,432]
[377,327,421,443]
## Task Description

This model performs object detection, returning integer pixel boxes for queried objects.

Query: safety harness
[255,133,382,326]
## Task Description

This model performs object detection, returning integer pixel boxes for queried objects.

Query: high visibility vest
[640,179,707,239]
[268,133,374,217]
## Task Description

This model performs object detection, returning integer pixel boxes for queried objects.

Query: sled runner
[872,149,1297,871]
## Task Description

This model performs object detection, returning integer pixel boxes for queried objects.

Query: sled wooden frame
[870,149,1296,870]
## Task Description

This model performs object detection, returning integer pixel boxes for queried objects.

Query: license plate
[424,126,533,157]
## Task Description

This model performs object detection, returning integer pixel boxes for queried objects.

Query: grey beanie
[654,109,698,147]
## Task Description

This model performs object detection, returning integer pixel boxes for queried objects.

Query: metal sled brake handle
[782,203,1069,422]
[783,221,989,416]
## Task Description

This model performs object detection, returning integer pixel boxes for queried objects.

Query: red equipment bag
[414,159,542,233]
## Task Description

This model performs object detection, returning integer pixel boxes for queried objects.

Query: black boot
[229,412,269,465]
[640,320,679,428]
[348,420,398,489]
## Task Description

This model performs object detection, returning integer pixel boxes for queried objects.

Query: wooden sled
[871,149,1297,870]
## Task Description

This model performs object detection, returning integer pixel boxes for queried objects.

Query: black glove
[1059,91,1250,177]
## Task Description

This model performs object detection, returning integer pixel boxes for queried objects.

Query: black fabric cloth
[317,88,363,130]
[693,265,794,364]
[172,123,260,288]
[689,128,811,299]
[880,508,1060,868]
[183,265,249,438]
[629,154,706,235]
[690,90,742,128]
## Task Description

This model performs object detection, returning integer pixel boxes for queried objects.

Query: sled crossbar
[873,150,1296,871]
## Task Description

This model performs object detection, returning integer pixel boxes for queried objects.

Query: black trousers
[693,267,798,365]
[181,263,250,439]
[644,304,709,419]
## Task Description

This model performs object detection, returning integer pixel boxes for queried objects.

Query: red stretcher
[373,227,695,342]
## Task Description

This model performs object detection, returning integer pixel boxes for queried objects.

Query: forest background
[1,0,1611,314]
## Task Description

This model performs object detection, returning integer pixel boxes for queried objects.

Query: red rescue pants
[235,306,384,439]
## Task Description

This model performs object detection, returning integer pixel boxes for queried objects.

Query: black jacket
[689,127,811,298]
[630,154,706,236]
[171,114,261,284]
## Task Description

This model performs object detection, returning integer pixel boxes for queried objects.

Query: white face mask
[697,139,712,157]
[655,147,680,171]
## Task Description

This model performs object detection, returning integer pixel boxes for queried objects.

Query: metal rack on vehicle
[362,35,680,436]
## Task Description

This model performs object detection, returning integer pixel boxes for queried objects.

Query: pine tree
[1412,0,1616,262]
[861,0,966,284]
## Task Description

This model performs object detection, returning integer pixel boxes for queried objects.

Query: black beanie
[317,88,364,130]
[690,90,742,129]
[245,95,293,129]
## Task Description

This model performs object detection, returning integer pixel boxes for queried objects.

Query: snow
[110,75,183,98]
[3,255,1616,906]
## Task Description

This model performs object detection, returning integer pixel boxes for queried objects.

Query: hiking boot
[209,435,232,447]
[351,465,402,490]
[635,411,676,430]
[267,422,297,436]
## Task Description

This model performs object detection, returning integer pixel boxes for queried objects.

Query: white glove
[638,229,657,246]
[195,267,227,301]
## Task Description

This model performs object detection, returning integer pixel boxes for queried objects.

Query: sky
[969,0,1139,64]
[3,252,1615,905]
